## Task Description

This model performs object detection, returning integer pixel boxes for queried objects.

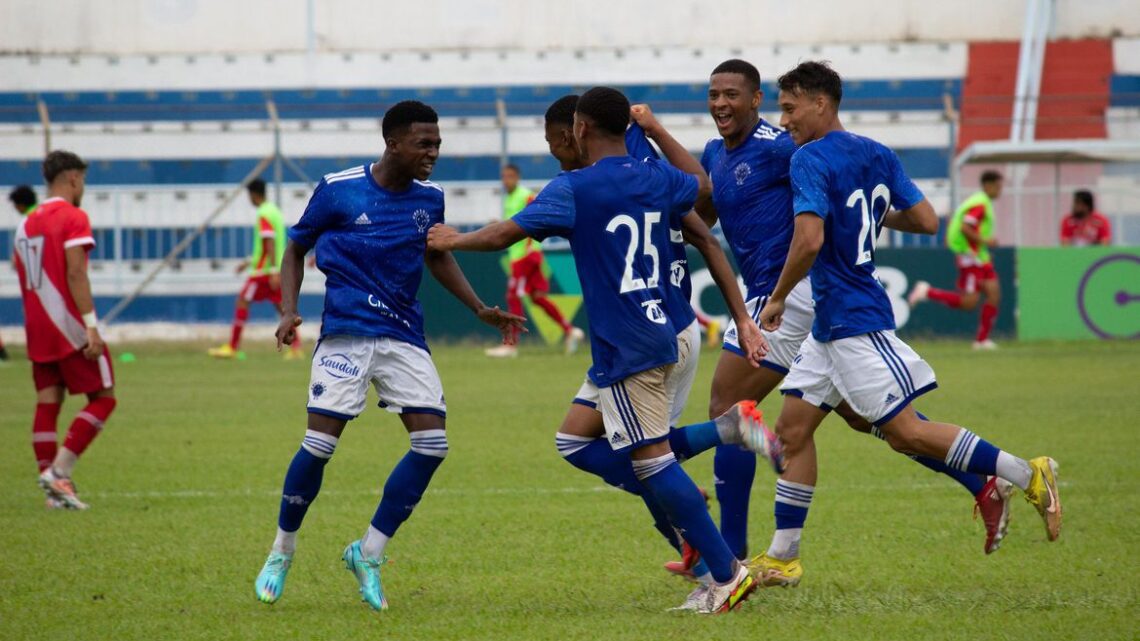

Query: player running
[908,170,1004,349]
[428,87,768,614]
[658,60,1005,580]
[754,61,1061,585]
[486,163,584,357]
[14,151,117,510]
[208,179,302,360]
[518,94,782,605]
[252,101,525,612]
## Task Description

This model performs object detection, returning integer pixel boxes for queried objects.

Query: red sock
[62,397,117,457]
[533,296,570,332]
[927,287,963,308]
[976,303,998,342]
[230,307,250,350]
[506,287,524,318]
[33,402,62,472]
[290,326,302,352]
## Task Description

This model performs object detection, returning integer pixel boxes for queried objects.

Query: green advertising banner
[1018,247,1140,340]
[418,246,1017,343]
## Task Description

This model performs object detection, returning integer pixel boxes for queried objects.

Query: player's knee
[877,422,919,454]
[959,293,980,310]
[409,428,448,460]
[774,417,811,456]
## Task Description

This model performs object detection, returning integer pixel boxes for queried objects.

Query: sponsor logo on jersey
[319,353,360,379]
[734,162,752,185]
[413,208,430,233]
[641,299,668,325]
[670,260,686,288]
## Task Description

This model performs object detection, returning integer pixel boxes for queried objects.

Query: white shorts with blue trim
[307,335,446,420]
[574,320,699,429]
[780,330,937,426]
[723,277,814,374]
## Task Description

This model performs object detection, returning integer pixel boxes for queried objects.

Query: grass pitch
[0,338,1137,640]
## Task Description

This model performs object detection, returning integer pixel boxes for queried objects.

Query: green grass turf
[0,338,1137,640]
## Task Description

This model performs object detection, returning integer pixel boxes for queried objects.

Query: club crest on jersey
[412,208,430,233]
[670,260,686,288]
[734,162,752,185]
[319,353,360,380]
[641,299,668,325]
[310,382,326,398]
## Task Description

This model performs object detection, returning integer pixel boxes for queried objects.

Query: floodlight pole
[267,98,284,205]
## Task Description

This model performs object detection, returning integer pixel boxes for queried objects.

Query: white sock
[272,528,297,555]
[52,447,79,478]
[361,525,390,560]
[767,528,803,560]
[996,452,1033,491]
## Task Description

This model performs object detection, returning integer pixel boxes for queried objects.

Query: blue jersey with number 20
[789,131,925,342]
[513,156,698,387]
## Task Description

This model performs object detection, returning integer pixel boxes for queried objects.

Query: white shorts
[573,319,698,450]
[307,335,446,420]
[723,277,814,374]
[780,330,938,426]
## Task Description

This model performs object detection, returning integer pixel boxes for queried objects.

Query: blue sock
[634,453,737,583]
[557,433,644,494]
[556,433,681,551]
[371,430,447,537]
[873,412,987,496]
[668,420,722,462]
[278,430,338,532]
[767,479,814,559]
[944,428,1000,477]
[714,445,756,559]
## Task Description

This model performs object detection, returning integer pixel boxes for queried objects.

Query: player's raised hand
[82,327,105,360]
[426,223,459,252]
[629,104,660,134]
[275,313,303,351]
[735,320,770,368]
[477,305,528,346]
[759,298,785,332]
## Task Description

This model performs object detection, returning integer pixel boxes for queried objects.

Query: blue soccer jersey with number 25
[513,155,698,387]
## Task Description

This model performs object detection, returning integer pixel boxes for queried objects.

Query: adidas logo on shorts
[354,212,371,225]
[610,432,626,445]
[885,392,898,404]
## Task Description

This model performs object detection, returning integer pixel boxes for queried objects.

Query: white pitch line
[51,479,1074,501]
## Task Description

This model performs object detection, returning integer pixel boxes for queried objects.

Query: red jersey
[13,197,96,363]
[1060,211,1111,246]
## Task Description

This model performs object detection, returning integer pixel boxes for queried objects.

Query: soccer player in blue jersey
[525,94,781,603]
[252,100,526,612]
[654,60,1013,582]
[754,61,1062,583]
[428,87,771,613]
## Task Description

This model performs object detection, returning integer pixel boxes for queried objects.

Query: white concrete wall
[2,0,1136,55]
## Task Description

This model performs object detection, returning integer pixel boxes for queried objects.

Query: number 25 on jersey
[606,211,661,294]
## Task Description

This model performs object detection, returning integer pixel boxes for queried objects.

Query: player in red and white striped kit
[13,150,116,510]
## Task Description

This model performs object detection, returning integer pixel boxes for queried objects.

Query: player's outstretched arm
[630,104,712,201]
[275,240,306,350]
[681,213,767,365]
[425,247,527,345]
[426,221,527,253]
[882,198,938,235]
[65,245,104,360]
[759,214,823,332]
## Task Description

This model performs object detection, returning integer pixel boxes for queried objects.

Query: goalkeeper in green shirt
[485,164,583,357]
[209,179,302,359]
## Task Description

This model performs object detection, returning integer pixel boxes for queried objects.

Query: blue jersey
[701,119,796,299]
[289,164,445,350]
[789,131,925,342]
[513,156,698,387]
[626,123,697,329]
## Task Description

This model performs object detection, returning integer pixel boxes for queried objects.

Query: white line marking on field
[62,480,1072,501]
